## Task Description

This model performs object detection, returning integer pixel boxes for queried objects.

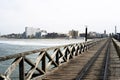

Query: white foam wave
[0,39,87,46]
[0,41,61,46]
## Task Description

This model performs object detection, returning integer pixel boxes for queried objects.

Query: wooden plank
[42,52,46,73]
[25,52,45,80]
[24,57,45,74]
[46,53,58,68]
[19,57,25,80]
[5,57,22,78]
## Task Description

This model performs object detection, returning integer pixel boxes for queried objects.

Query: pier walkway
[41,39,107,80]
[40,38,120,80]
[0,38,120,80]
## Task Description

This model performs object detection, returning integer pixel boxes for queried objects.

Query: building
[45,32,67,38]
[79,33,85,37]
[88,32,97,38]
[25,27,41,38]
[102,30,108,37]
[104,30,106,35]
[25,27,47,38]
[41,30,47,37]
[68,30,78,38]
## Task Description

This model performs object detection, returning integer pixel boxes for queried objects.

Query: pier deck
[37,39,120,80]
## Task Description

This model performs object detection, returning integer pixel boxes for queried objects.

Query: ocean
[0,38,86,56]
[0,38,87,79]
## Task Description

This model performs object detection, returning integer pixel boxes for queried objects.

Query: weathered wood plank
[19,57,25,80]
[5,57,22,78]
[25,52,45,80]
[46,53,58,68]
[24,57,45,74]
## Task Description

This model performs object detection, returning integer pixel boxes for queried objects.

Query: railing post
[65,50,68,61]
[82,44,84,52]
[85,42,88,51]
[85,27,88,42]
[42,53,46,72]
[19,57,25,80]
[56,52,59,65]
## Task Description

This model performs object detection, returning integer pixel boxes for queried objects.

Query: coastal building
[25,27,47,38]
[79,33,85,37]
[68,30,78,38]
[45,32,67,38]
[41,30,47,37]
[104,30,106,35]
[25,27,41,38]
[88,31,108,38]
[88,32,97,38]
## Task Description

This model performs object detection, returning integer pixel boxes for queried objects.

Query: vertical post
[42,53,46,72]
[65,48,68,62]
[85,27,88,42]
[19,57,25,80]
[115,26,117,34]
[56,52,59,66]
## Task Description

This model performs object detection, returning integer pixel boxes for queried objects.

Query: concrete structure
[89,32,97,38]
[25,27,47,38]
[88,31,108,38]
[104,30,106,35]
[25,27,41,38]
[68,30,78,38]
[79,33,85,37]
[41,30,47,37]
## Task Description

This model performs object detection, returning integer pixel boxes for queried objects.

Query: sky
[0,0,120,35]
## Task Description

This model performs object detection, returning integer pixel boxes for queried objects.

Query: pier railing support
[19,57,25,80]
[56,51,59,65]
[85,27,88,42]
[42,53,46,72]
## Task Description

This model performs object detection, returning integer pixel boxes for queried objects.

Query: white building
[25,27,47,38]
[25,27,41,37]
[41,30,47,37]
[68,30,78,38]
[89,32,97,38]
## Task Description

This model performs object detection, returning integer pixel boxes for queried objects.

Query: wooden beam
[19,57,25,80]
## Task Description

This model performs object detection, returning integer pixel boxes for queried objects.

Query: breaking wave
[0,38,88,47]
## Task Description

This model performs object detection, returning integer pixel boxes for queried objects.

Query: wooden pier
[0,38,120,80]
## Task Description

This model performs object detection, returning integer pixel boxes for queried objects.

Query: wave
[0,41,62,46]
[0,39,87,46]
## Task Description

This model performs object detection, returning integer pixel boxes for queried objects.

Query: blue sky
[0,0,120,35]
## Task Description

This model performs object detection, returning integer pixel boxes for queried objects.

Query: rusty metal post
[19,57,25,80]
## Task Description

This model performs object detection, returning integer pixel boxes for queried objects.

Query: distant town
[0,27,108,39]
